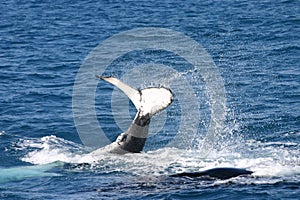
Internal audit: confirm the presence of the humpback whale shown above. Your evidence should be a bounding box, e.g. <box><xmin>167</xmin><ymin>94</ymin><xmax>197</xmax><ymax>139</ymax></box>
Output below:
<box><xmin>91</xmin><ymin>76</ymin><xmax>253</xmax><ymax>179</ymax></box>
<box><xmin>90</xmin><ymin>76</ymin><xmax>173</xmax><ymax>155</ymax></box>
<box><xmin>170</xmin><ymin>167</ymin><xmax>253</xmax><ymax>180</ymax></box>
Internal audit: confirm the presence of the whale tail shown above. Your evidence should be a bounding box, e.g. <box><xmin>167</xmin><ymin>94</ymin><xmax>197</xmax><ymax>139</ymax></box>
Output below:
<box><xmin>97</xmin><ymin>76</ymin><xmax>173</xmax><ymax>117</ymax></box>
<box><xmin>92</xmin><ymin>76</ymin><xmax>173</xmax><ymax>154</ymax></box>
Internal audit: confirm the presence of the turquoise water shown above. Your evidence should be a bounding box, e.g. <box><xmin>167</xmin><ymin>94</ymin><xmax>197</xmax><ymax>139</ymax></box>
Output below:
<box><xmin>1</xmin><ymin>0</ymin><xmax>299</xmax><ymax>199</ymax></box>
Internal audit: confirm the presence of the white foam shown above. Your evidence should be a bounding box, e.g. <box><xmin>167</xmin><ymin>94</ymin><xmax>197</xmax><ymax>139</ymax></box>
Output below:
<box><xmin>20</xmin><ymin>135</ymin><xmax>96</xmax><ymax>165</ymax></box>
<box><xmin>18</xmin><ymin>134</ymin><xmax>300</xmax><ymax>184</ymax></box>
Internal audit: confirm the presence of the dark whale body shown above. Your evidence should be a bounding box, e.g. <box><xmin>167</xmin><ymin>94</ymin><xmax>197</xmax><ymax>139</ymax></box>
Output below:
<box><xmin>171</xmin><ymin>167</ymin><xmax>253</xmax><ymax>179</ymax></box>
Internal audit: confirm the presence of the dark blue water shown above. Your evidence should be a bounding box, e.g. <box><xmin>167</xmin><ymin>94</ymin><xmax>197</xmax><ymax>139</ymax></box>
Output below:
<box><xmin>1</xmin><ymin>0</ymin><xmax>299</xmax><ymax>199</ymax></box>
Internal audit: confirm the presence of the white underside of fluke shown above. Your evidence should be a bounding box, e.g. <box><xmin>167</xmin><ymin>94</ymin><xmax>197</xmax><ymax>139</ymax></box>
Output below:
<box><xmin>97</xmin><ymin>76</ymin><xmax>173</xmax><ymax>116</ymax></box>
<box><xmin>139</xmin><ymin>87</ymin><xmax>173</xmax><ymax>116</ymax></box>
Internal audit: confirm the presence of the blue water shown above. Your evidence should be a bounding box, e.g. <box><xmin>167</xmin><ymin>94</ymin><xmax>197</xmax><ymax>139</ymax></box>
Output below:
<box><xmin>1</xmin><ymin>0</ymin><xmax>299</xmax><ymax>199</ymax></box>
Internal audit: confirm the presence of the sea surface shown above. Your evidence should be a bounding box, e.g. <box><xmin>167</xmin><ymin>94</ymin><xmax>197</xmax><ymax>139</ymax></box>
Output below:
<box><xmin>0</xmin><ymin>0</ymin><xmax>299</xmax><ymax>199</ymax></box>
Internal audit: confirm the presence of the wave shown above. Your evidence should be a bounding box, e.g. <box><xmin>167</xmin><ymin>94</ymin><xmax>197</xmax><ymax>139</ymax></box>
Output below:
<box><xmin>12</xmin><ymin>134</ymin><xmax>300</xmax><ymax>181</ymax></box>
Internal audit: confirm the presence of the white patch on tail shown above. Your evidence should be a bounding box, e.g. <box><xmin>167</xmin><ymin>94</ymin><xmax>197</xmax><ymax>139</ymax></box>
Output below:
<box><xmin>140</xmin><ymin>87</ymin><xmax>173</xmax><ymax>116</ymax></box>
<box><xmin>97</xmin><ymin>76</ymin><xmax>173</xmax><ymax>117</ymax></box>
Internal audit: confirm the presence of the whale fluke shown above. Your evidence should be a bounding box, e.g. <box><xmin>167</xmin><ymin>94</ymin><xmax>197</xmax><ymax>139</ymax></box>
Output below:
<box><xmin>96</xmin><ymin>76</ymin><xmax>173</xmax><ymax>117</ymax></box>
<box><xmin>90</xmin><ymin>76</ymin><xmax>173</xmax><ymax>155</ymax></box>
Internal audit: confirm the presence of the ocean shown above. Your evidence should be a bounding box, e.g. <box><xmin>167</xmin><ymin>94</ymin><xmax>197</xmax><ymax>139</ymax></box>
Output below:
<box><xmin>0</xmin><ymin>0</ymin><xmax>299</xmax><ymax>199</ymax></box>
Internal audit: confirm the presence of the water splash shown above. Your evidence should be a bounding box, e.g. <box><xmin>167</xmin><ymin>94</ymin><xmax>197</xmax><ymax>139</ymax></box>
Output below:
<box><xmin>18</xmin><ymin>135</ymin><xmax>94</xmax><ymax>164</ymax></box>
<box><xmin>14</xmin><ymin>133</ymin><xmax>300</xmax><ymax>182</ymax></box>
